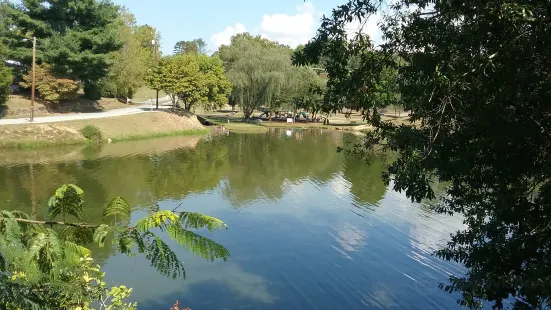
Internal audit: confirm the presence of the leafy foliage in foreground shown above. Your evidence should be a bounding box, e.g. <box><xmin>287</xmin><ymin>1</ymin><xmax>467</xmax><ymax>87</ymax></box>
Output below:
<box><xmin>301</xmin><ymin>0</ymin><xmax>551</xmax><ymax>309</ymax></box>
<box><xmin>0</xmin><ymin>184</ymin><xmax>230</xmax><ymax>309</ymax></box>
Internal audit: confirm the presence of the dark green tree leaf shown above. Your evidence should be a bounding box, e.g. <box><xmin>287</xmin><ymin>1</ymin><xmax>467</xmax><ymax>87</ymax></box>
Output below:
<box><xmin>103</xmin><ymin>197</ymin><xmax>131</xmax><ymax>221</ymax></box>
<box><xmin>47</xmin><ymin>184</ymin><xmax>84</xmax><ymax>221</ymax></box>
<box><xmin>167</xmin><ymin>224</ymin><xmax>230</xmax><ymax>262</ymax></box>
<box><xmin>93</xmin><ymin>224</ymin><xmax>112</xmax><ymax>248</ymax></box>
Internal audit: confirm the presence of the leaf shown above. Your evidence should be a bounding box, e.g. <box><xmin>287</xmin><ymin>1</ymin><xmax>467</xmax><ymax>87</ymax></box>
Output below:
<box><xmin>135</xmin><ymin>210</ymin><xmax>179</xmax><ymax>232</ymax></box>
<box><xmin>28</xmin><ymin>229</ymin><xmax>63</xmax><ymax>274</ymax></box>
<box><xmin>63</xmin><ymin>241</ymin><xmax>91</xmax><ymax>262</ymax></box>
<box><xmin>48</xmin><ymin>184</ymin><xmax>84</xmax><ymax>221</ymax></box>
<box><xmin>103</xmin><ymin>197</ymin><xmax>131</xmax><ymax>220</ymax></box>
<box><xmin>93</xmin><ymin>224</ymin><xmax>112</xmax><ymax>248</ymax></box>
<box><xmin>141</xmin><ymin>232</ymin><xmax>185</xmax><ymax>279</ymax></box>
<box><xmin>59</xmin><ymin>226</ymin><xmax>94</xmax><ymax>244</ymax></box>
<box><xmin>179</xmin><ymin>212</ymin><xmax>227</xmax><ymax>231</ymax></box>
<box><xmin>167</xmin><ymin>224</ymin><xmax>230</xmax><ymax>262</ymax></box>
<box><xmin>0</xmin><ymin>210</ymin><xmax>22</xmax><ymax>246</ymax></box>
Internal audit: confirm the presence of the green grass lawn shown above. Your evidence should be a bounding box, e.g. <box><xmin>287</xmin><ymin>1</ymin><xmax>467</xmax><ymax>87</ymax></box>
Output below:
<box><xmin>203</xmin><ymin>116</ymin><xmax>268</xmax><ymax>133</ymax></box>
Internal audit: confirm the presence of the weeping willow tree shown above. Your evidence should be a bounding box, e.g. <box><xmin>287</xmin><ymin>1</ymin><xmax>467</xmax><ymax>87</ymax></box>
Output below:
<box><xmin>0</xmin><ymin>184</ymin><xmax>230</xmax><ymax>309</ymax></box>
<box><xmin>218</xmin><ymin>33</ymin><xmax>294</xmax><ymax>119</ymax></box>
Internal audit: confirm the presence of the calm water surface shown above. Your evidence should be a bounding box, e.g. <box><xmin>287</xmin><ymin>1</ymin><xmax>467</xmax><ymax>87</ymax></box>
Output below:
<box><xmin>0</xmin><ymin>129</ymin><xmax>468</xmax><ymax>309</ymax></box>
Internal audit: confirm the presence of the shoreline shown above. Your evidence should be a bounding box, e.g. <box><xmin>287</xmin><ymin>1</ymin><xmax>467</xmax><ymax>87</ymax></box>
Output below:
<box><xmin>0</xmin><ymin>111</ymin><xmax>208</xmax><ymax>149</ymax></box>
<box><xmin>0</xmin><ymin>129</ymin><xmax>210</xmax><ymax>149</ymax></box>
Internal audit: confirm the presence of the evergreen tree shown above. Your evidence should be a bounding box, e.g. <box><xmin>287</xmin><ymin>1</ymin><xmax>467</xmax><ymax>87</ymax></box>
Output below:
<box><xmin>0</xmin><ymin>0</ymin><xmax>122</xmax><ymax>99</ymax></box>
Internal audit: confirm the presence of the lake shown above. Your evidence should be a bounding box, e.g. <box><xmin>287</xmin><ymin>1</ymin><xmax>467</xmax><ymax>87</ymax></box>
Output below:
<box><xmin>0</xmin><ymin>128</ymin><xmax>467</xmax><ymax>309</ymax></box>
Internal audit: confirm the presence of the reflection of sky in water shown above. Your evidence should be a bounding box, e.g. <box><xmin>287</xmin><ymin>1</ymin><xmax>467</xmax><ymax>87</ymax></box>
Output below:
<box><xmin>102</xmin><ymin>169</ymin><xmax>468</xmax><ymax>310</ymax></box>
<box><xmin>0</xmin><ymin>132</ymin><xmax>476</xmax><ymax>310</ymax></box>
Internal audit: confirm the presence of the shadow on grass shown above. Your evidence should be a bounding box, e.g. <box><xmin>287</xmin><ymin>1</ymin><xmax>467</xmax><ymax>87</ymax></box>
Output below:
<box><xmin>0</xmin><ymin>104</ymin><xmax>7</xmax><ymax>119</ymax></box>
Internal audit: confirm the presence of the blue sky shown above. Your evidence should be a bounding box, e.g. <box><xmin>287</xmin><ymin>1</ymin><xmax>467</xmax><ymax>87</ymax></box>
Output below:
<box><xmin>114</xmin><ymin>0</ymin><xmax>347</xmax><ymax>54</ymax></box>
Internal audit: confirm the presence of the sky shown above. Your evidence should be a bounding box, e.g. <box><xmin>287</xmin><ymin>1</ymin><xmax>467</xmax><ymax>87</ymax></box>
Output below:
<box><xmin>113</xmin><ymin>0</ymin><xmax>375</xmax><ymax>55</ymax></box>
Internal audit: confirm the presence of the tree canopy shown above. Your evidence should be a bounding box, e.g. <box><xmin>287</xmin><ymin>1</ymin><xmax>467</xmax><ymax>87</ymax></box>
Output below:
<box><xmin>146</xmin><ymin>53</ymin><xmax>231</xmax><ymax>111</ymax></box>
<box><xmin>0</xmin><ymin>33</ymin><xmax>11</xmax><ymax>107</ymax></box>
<box><xmin>102</xmin><ymin>9</ymin><xmax>157</xmax><ymax>99</ymax></box>
<box><xmin>302</xmin><ymin>0</ymin><xmax>551</xmax><ymax>308</ymax></box>
<box><xmin>218</xmin><ymin>33</ymin><xmax>324</xmax><ymax>119</ymax></box>
<box><xmin>0</xmin><ymin>0</ymin><xmax>122</xmax><ymax>99</ymax></box>
<box><xmin>174</xmin><ymin>38</ymin><xmax>207</xmax><ymax>55</ymax></box>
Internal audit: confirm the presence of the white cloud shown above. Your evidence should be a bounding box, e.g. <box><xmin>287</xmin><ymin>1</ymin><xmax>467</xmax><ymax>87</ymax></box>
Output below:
<box><xmin>210</xmin><ymin>1</ymin><xmax>386</xmax><ymax>49</ymax></box>
<box><xmin>210</xmin><ymin>22</ymin><xmax>247</xmax><ymax>48</ymax></box>
<box><xmin>210</xmin><ymin>2</ymin><xmax>318</xmax><ymax>49</ymax></box>
<box><xmin>258</xmin><ymin>2</ymin><xmax>316</xmax><ymax>47</ymax></box>
<box><xmin>344</xmin><ymin>12</ymin><xmax>383</xmax><ymax>47</ymax></box>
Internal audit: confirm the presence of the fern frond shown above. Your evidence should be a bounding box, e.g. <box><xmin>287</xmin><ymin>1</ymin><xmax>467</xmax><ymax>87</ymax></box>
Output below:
<box><xmin>59</xmin><ymin>226</ymin><xmax>94</xmax><ymax>244</ymax></box>
<box><xmin>48</xmin><ymin>184</ymin><xmax>84</xmax><ymax>221</ymax></box>
<box><xmin>167</xmin><ymin>224</ymin><xmax>230</xmax><ymax>262</ymax></box>
<box><xmin>93</xmin><ymin>224</ymin><xmax>112</xmax><ymax>248</ymax></box>
<box><xmin>142</xmin><ymin>232</ymin><xmax>185</xmax><ymax>279</ymax></box>
<box><xmin>28</xmin><ymin>229</ymin><xmax>63</xmax><ymax>274</ymax></box>
<box><xmin>117</xmin><ymin>232</ymin><xmax>135</xmax><ymax>255</ymax></box>
<box><xmin>0</xmin><ymin>211</ymin><xmax>23</xmax><ymax>246</ymax></box>
<box><xmin>5</xmin><ymin>210</ymin><xmax>36</xmax><ymax>236</ymax></box>
<box><xmin>179</xmin><ymin>212</ymin><xmax>227</xmax><ymax>231</ymax></box>
<box><xmin>135</xmin><ymin>210</ymin><xmax>179</xmax><ymax>232</ymax></box>
<box><xmin>63</xmin><ymin>241</ymin><xmax>91</xmax><ymax>263</ymax></box>
<box><xmin>103</xmin><ymin>197</ymin><xmax>131</xmax><ymax>220</ymax></box>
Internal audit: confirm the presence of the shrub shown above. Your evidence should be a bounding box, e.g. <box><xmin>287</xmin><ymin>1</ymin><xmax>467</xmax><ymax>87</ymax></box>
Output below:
<box><xmin>83</xmin><ymin>82</ymin><xmax>103</xmax><ymax>100</ymax></box>
<box><xmin>101</xmin><ymin>80</ymin><xmax>118</xmax><ymax>98</ymax></box>
<box><xmin>20</xmin><ymin>64</ymin><xmax>79</xmax><ymax>103</ymax></box>
<box><xmin>81</xmin><ymin>125</ymin><xmax>103</xmax><ymax>143</ymax></box>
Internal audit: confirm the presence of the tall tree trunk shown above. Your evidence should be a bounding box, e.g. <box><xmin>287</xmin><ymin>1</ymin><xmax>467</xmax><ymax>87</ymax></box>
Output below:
<box><xmin>244</xmin><ymin>108</ymin><xmax>253</xmax><ymax>120</ymax></box>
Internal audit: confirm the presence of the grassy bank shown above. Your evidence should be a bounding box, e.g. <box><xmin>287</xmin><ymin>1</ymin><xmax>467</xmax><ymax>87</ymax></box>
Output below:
<box><xmin>203</xmin><ymin>116</ymin><xmax>268</xmax><ymax>134</ymax></box>
<box><xmin>0</xmin><ymin>110</ymin><xmax>207</xmax><ymax>148</ymax></box>
<box><xmin>110</xmin><ymin>129</ymin><xmax>209</xmax><ymax>142</ymax></box>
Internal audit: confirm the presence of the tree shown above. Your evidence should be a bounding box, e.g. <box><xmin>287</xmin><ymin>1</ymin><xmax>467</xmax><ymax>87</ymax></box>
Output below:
<box><xmin>147</xmin><ymin>53</ymin><xmax>231</xmax><ymax>111</ymax></box>
<box><xmin>288</xmin><ymin>66</ymin><xmax>327</xmax><ymax>119</ymax></box>
<box><xmin>173</xmin><ymin>38</ymin><xmax>207</xmax><ymax>55</ymax></box>
<box><xmin>103</xmin><ymin>8</ymin><xmax>156</xmax><ymax>99</ymax></box>
<box><xmin>0</xmin><ymin>15</ymin><xmax>12</xmax><ymax>107</ymax></box>
<box><xmin>218</xmin><ymin>33</ymin><xmax>293</xmax><ymax>119</ymax></box>
<box><xmin>0</xmin><ymin>0</ymin><xmax>123</xmax><ymax>99</ymax></box>
<box><xmin>0</xmin><ymin>184</ymin><xmax>229</xmax><ymax>309</ymax></box>
<box><xmin>303</xmin><ymin>0</ymin><xmax>551</xmax><ymax>309</ymax></box>
<box><xmin>197</xmin><ymin>54</ymin><xmax>232</xmax><ymax>111</ymax></box>
<box><xmin>0</xmin><ymin>63</ymin><xmax>10</xmax><ymax>106</ymax></box>
<box><xmin>20</xmin><ymin>64</ymin><xmax>79</xmax><ymax>103</ymax></box>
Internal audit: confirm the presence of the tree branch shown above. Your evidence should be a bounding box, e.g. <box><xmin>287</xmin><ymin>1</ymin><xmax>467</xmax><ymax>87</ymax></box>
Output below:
<box><xmin>13</xmin><ymin>218</ymin><xmax>100</xmax><ymax>229</ymax></box>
